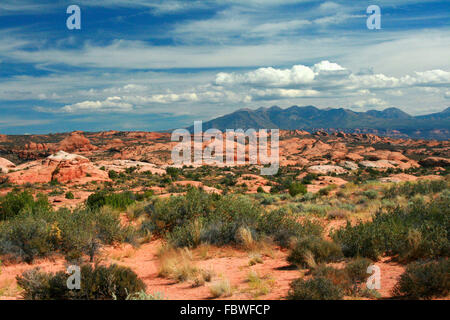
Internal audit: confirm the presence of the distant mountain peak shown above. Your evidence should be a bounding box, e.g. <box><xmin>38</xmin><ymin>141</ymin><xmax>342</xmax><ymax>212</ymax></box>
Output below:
<box><xmin>191</xmin><ymin>106</ymin><xmax>449</xmax><ymax>140</ymax></box>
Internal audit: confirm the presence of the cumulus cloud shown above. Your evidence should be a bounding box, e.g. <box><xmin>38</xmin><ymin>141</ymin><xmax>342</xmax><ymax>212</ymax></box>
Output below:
<box><xmin>61</xmin><ymin>97</ymin><xmax>133</xmax><ymax>113</ymax></box>
<box><xmin>216</xmin><ymin>64</ymin><xmax>317</xmax><ymax>87</ymax></box>
<box><xmin>313</xmin><ymin>60</ymin><xmax>346</xmax><ymax>73</ymax></box>
<box><xmin>32</xmin><ymin>60</ymin><xmax>449</xmax><ymax>115</ymax></box>
<box><xmin>250</xmin><ymin>88</ymin><xmax>319</xmax><ymax>100</ymax></box>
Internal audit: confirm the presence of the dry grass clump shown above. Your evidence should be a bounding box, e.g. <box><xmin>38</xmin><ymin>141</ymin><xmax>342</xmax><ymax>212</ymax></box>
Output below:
<box><xmin>246</xmin><ymin>270</ymin><xmax>275</xmax><ymax>298</ymax></box>
<box><xmin>158</xmin><ymin>247</ymin><xmax>199</xmax><ymax>282</ymax></box>
<box><xmin>248</xmin><ymin>252</ymin><xmax>263</xmax><ymax>266</ymax></box>
<box><xmin>209</xmin><ymin>278</ymin><xmax>233</xmax><ymax>298</ymax></box>
<box><xmin>126</xmin><ymin>201</ymin><xmax>148</xmax><ymax>221</ymax></box>
<box><xmin>110</xmin><ymin>246</ymin><xmax>136</xmax><ymax>261</ymax></box>
<box><xmin>237</xmin><ymin>227</ymin><xmax>255</xmax><ymax>250</ymax></box>
<box><xmin>192</xmin><ymin>269</ymin><xmax>215</xmax><ymax>287</ymax></box>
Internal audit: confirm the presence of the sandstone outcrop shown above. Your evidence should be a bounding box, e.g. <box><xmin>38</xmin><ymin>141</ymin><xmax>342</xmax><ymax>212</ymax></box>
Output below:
<box><xmin>0</xmin><ymin>157</ymin><xmax>15</xmax><ymax>173</ymax></box>
<box><xmin>7</xmin><ymin>151</ymin><xmax>108</xmax><ymax>184</ymax></box>
<box><xmin>307</xmin><ymin>165</ymin><xmax>347</xmax><ymax>175</ymax></box>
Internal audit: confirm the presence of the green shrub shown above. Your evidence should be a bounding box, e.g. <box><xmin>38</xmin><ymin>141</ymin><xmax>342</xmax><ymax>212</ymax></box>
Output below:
<box><xmin>393</xmin><ymin>259</ymin><xmax>450</xmax><ymax>299</ymax></box>
<box><xmin>287</xmin><ymin>277</ymin><xmax>343</xmax><ymax>300</ymax></box>
<box><xmin>302</xmin><ymin>173</ymin><xmax>317</xmax><ymax>185</ymax></box>
<box><xmin>108</xmin><ymin>170</ymin><xmax>119</xmax><ymax>180</ymax></box>
<box><xmin>333</xmin><ymin>193</ymin><xmax>450</xmax><ymax>261</ymax></box>
<box><xmin>86</xmin><ymin>191</ymin><xmax>135</xmax><ymax>211</ymax></box>
<box><xmin>363</xmin><ymin>189</ymin><xmax>378</xmax><ymax>200</ymax></box>
<box><xmin>0</xmin><ymin>214</ymin><xmax>56</xmax><ymax>263</ymax></box>
<box><xmin>345</xmin><ymin>257</ymin><xmax>372</xmax><ymax>284</ymax></box>
<box><xmin>310</xmin><ymin>259</ymin><xmax>374</xmax><ymax>297</ymax></box>
<box><xmin>143</xmin><ymin>188</ymin><xmax>322</xmax><ymax>249</ymax></box>
<box><xmin>384</xmin><ymin>180</ymin><xmax>448</xmax><ymax>199</ymax></box>
<box><xmin>257</xmin><ymin>208</ymin><xmax>323</xmax><ymax>248</ymax></box>
<box><xmin>311</xmin><ymin>265</ymin><xmax>351</xmax><ymax>292</ymax></box>
<box><xmin>142</xmin><ymin>187</ymin><xmax>215</xmax><ymax>236</ymax></box>
<box><xmin>166</xmin><ymin>167</ymin><xmax>181</xmax><ymax>179</ymax></box>
<box><xmin>318</xmin><ymin>184</ymin><xmax>337</xmax><ymax>196</ymax></box>
<box><xmin>65</xmin><ymin>192</ymin><xmax>75</xmax><ymax>200</ymax></box>
<box><xmin>0</xmin><ymin>204</ymin><xmax>134</xmax><ymax>263</ymax></box>
<box><xmin>17</xmin><ymin>264</ymin><xmax>146</xmax><ymax>300</ymax></box>
<box><xmin>289</xmin><ymin>183</ymin><xmax>307</xmax><ymax>197</ymax></box>
<box><xmin>287</xmin><ymin>237</ymin><xmax>343</xmax><ymax>268</ymax></box>
<box><xmin>0</xmin><ymin>191</ymin><xmax>50</xmax><ymax>221</ymax></box>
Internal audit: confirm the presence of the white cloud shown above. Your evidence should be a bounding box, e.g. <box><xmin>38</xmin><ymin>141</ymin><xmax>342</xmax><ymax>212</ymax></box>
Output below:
<box><xmin>250</xmin><ymin>88</ymin><xmax>319</xmax><ymax>100</ymax></box>
<box><xmin>28</xmin><ymin>60</ymin><xmax>449</xmax><ymax>116</ymax></box>
<box><xmin>216</xmin><ymin>64</ymin><xmax>315</xmax><ymax>87</ymax></box>
<box><xmin>313</xmin><ymin>60</ymin><xmax>345</xmax><ymax>72</ymax></box>
<box><xmin>61</xmin><ymin>97</ymin><xmax>133</xmax><ymax>113</ymax></box>
<box><xmin>352</xmin><ymin>98</ymin><xmax>390</xmax><ymax>110</ymax></box>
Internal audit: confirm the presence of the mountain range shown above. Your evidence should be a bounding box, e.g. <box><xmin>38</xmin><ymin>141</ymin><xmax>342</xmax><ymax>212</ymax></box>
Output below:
<box><xmin>189</xmin><ymin>106</ymin><xmax>450</xmax><ymax>140</ymax></box>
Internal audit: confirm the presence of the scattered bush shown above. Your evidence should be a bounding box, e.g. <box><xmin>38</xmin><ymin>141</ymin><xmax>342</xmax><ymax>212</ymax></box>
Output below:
<box><xmin>287</xmin><ymin>277</ymin><xmax>343</xmax><ymax>300</ymax></box>
<box><xmin>257</xmin><ymin>208</ymin><xmax>323</xmax><ymax>248</ymax></box>
<box><xmin>289</xmin><ymin>183</ymin><xmax>307</xmax><ymax>197</ymax></box>
<box><xmin>393</xmin><ymin>259</ymin><xmax>449</xmax><ymax>299</ymax></box>
<box><xmin>108</xmin><ymin>170</ymin><xmax>119</xmax><ymax>180</ymax></box>
<box><xmin>345</xmin><ymin>257</ymin><xmax>372</xmax><ymax>284</ymax></box>
<box><xmin>65</xmin><ymin>192</ymin><xmax>75</xmax><ymax>200</ymax></box>
<box><xmin>384</xmin><ymin>180</ymin><xmax>448</xmax><ymax>199</ymax></box>
<box><xmin>125</xmin><ymin>291</ymin><xmax>166</xmax><ymax>300</ymax></box>
<box><xmin>86</xmin><ymin>191</ymin><xmax>135</xmax><ymax>211</ymax></box>
<box><xmin>17</xmin><ymin>264</ymin><xmax>145</xmax><ymax>300</ymax></box>
<box><xmin>318</xmin><ymin>184</ymin><xmax>337</xmax><ymax>196</ymax></box>
<box><xmin>166</xmin><ymin>167</ymin><xmax>181</xmax><ymax>179</ymax></box>
<box><xmin>310</xmin><ymin>258</ymin><xmax>374</xmax><ymax>297</ymax></box>
<box><xmin>363</xmin><ymin>189</ymin><xmax>378</xmax><ymax>200</ymax></box>
<box><xmin>0</xmin><ymin>204</ymin><xmax>134</xmax><ymax>263</ymax></box>
<box><xmin>0</xmin><ymin>191</ymin><xmax>50</xmax><ymax>221</ymax></box>
<box><xmin>333</xmin><ymin>193</ymin><xmax>450</xmax><ymax>261</ymax></box>
<box><xmin>144</xmin><ymin>188</ymin><xmax>322</xmax><ymax>249</ymax></box>
<box><xmin>287</xmin><ymin>237</ymin><xmax>343</xmax><ymax>268</ymax></box>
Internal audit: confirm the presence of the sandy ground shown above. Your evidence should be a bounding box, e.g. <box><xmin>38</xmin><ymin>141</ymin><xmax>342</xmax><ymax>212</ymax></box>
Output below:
<box><xmin>0</xmin><ymin>240</ymin><xmax>406</xmax><ymax>300</ymax></box>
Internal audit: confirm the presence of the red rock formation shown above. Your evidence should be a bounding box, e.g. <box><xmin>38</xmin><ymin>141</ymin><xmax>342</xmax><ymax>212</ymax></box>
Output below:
<box><xmin>7</xmin><ymin>151</ymin><xmax>108</xmax><ymax>185</ymax></box>
<box><xmin>57</xmin><ymin>132</ymin><xmax>97</xmax><ymax>152</ymax></box>
<box><xmin>0</xmin><ymin>157</ymin><xmax>15</xmax><ymax>173</ymax></box>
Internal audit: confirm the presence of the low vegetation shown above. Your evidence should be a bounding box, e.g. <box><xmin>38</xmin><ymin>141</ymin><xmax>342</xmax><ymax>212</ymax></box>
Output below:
<box><xmin>332</xmin><ymin>190</ymin><xmax>449</xmax><ymax>261</ymax></box>
<box><xmin>0</xmin><ymin>192</ymin><xmax>135</xmax><ymax>263</ymax></box>
<box><xmin>393</xmin><ymin>259</ymin><xmax>449</xmax><ymax>299</ymax></box>
<box><xmin>141</xmin><ymin>188</ymin><xmax>323</xmax><ymax>249</ymax></box>
<box><xmin>287</xmin><ymin>277</ymin><xmax>343</xmax><ymax>300</ymax></box>
<box><xmin>17</xmin><ymin>264</ymin><xmax>145</xmax><ymax>300</ymax></box>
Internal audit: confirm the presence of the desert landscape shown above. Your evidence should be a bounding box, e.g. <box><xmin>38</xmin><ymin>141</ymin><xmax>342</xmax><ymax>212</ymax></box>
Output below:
<box><xmin>0</xmin><ymin>0</ymin><xmax>449</xmax><ymax>305</ymax></box>
<box><xmin>0</xmin><ymin>129</ymin><xmax>448</xmax><ymax>300</ymax></box>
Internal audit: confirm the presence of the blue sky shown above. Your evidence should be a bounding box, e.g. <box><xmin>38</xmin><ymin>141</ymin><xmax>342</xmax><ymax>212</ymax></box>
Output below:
<box><xmin>0</xmin><ymin>0</ymin><xmax>449</xmax><ymax>134</ymax></box>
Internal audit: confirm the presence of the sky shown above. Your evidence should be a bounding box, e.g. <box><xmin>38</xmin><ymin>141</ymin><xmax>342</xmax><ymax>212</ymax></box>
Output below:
<box><xmin>0</xmin><ymin>0</ymin><xmax>449</xmax><ymax>134</ymax></box>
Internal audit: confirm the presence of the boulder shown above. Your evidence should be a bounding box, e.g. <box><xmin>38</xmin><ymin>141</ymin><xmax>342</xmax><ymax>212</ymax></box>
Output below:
<box><xmin>307</xmin><ymin>165</ymin><xmax>347</xmax><ymax>175</ymax></box>
<box><xmin>359</xmin><ymin>160</ymin><xmax>397</xmax><ymax>169</ymax></box>
<box><xmin>0</xmin><ymin>157</ymin><xmax>16</xmax><ymax>173</ymax></box>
